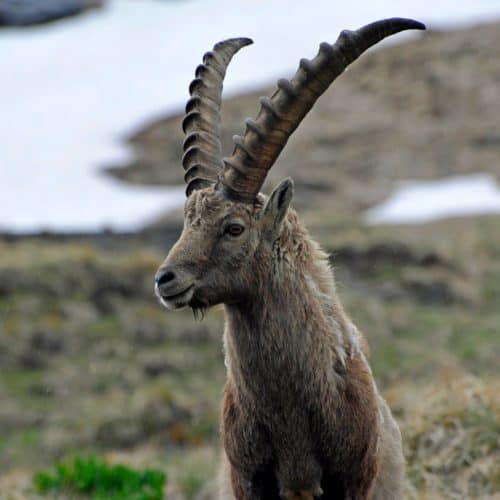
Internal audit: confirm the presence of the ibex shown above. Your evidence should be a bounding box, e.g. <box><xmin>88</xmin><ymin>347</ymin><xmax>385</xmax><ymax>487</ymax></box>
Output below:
<box><xmin>155</xmin><ymin>18</ymin><xmax>425</xmax><ymax>499</ymax></box>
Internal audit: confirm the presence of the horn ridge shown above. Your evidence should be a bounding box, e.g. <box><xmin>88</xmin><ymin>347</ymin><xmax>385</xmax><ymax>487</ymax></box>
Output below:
<box><xmin>182</xmin><ymin>37</ymin><xmax>253</xmax><ymax>197</ymax></box>
<box><xmin>218</xmin><ymin>17</ymin><xmax>425</xmax><ymax>203</ymax></box>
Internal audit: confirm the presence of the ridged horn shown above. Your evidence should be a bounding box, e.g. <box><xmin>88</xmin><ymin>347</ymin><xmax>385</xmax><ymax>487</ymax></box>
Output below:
<box><xmin>218</xmin><ymin>18</ymin><xmax>425</xmax><ymax>203</ymax></box>
<box><xmin>182</xmin><ymin>37</ymin><xmax>253</xmax><ymax>197</ymax></box>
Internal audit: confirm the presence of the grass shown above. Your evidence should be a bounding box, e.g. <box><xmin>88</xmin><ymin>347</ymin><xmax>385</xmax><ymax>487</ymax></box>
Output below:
<box><xmin>34</xmin><ymin>455</ymin><xmax>166</xmax><ymax>500</ymax></box>
<box><xmin>395</xmin><ymin>373</ymin><xmax>500</xmax><ymax>499</ymax></box>
<box><xmin>179</xmin><ymin>472</ymin><xmax>205</xmax><ymax>499</ymax></box>
<box><xmin>163</xmin><ymin>445</ymin><xmax>219</xmax><ymax>499</ymax></box>
<box><xmin>0</xmin><ymin>215</ymin><xmax>499</xmax><ymax>498</ymax></box>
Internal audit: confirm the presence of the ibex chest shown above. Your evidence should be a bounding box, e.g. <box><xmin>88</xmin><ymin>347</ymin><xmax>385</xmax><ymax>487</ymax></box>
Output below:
<box><xmin>225</xmin><ymin>326</ymin><xmax>327</xmax><ymax>404</ymax></box>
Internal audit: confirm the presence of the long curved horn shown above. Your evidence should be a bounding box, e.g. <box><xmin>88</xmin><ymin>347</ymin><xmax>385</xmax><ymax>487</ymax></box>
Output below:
<box><xmin>182</xmin><ymin>37</ymin><xmax>253</xmax><ymax>197</ymax></box>
<box><xmin>218</xmin><ymin>18</ymin><xmax>425</xmax><ymax>203</ymax></box>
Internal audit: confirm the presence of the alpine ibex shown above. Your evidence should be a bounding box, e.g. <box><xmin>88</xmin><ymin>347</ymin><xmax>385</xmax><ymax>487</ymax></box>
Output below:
<box><xmin>155</xmin><ymin>18</ymin><xmax>425</xmax><ymax>499</ymax></box>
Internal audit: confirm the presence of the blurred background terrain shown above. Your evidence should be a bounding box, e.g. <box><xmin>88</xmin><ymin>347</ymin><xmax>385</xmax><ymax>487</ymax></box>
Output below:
<box><xmin>0</xmin><ymin>1</ymin><xmax>499</xmax><ymax>498</ymax></box>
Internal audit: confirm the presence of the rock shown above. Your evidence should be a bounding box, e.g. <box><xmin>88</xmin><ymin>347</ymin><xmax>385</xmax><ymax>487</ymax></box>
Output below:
<box><xmin>0</xmin><ymin>0</ymin><xmax>103</xmax><ymax>27</ymax></box>
<box><xmin>17</xmin><ymin>349</ymin><xmax>46</xmax><ymax>370</ymax></box>
<box><xmin>330</xmin><ymin>242</ymin><xmax>472</xmax><ymax>306</ymax></box>
<box><xmin>403</xmin><ymin>278</ymin><xmax>456</xmax><ymax>306</ymax></box>
<box><xmin>332</xmin><ymin>242</ymin><xmax>449</xmax><ymax>274</ymax></box>
<box><xmin>30</xmin><ymin>330</ymin><xmax>64</xmax><ymax>354</ymax></box>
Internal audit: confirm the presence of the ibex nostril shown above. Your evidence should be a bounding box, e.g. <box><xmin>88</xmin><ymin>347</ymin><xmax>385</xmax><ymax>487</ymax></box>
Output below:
<box><xmin>155</xmin><ymin>269</ymin><xmax>175</xmax><ymax>286</ymax></box>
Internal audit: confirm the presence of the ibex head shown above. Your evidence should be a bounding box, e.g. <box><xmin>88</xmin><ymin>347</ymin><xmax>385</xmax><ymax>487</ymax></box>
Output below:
<box><xmin>155</xmin><ymin>19</ymin><xmax>425</xmax><ymax>312</ymax></box>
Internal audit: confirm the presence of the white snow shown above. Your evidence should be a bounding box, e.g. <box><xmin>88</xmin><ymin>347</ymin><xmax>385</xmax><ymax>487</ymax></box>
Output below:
<box><xmin>1</xmin><ymin>0</ymin><xmax>500</xmax><ymax>232</ymax></box>
<box><xmin>365</xmin><ymin>174</ymin><xmax>500</xmax><ymax>225</ymax></box>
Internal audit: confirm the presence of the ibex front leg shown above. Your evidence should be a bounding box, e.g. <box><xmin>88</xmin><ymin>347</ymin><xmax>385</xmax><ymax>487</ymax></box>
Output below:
<box><xmin>222</xmin><ymin>385</ymin><xmax>274</xmax><ymax>499</ymax></box>
<box><xmin>229</xmin><ymin>467</ymin><xmax>262</xmax><ymax>500</ymax></box>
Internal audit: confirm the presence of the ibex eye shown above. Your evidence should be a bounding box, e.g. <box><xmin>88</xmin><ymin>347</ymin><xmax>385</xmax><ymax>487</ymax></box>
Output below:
<box><xmin>225</xmin><ymin>224</ymin><xmax>244</xmax><ymax>237</ymax></box>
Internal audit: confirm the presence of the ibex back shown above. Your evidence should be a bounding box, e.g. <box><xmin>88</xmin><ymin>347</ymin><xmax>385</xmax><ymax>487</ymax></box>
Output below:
<box><xmin>155</xmin><ymin>18</ymin><xmax>425</xmax><ymax>499</ymax></box>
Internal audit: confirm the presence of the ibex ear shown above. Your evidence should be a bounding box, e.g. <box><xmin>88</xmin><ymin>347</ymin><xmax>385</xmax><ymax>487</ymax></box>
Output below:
<box><xmin>261</xmin><ymin>178</ymin><xmax>294</xmax><ymax>238</ymax></box>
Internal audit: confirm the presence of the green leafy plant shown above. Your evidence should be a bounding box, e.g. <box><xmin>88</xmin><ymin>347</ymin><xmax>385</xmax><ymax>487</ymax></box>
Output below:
<box><xmin>34</xmin><ymin>455</ymin><xmax>166</xmax><ymax>499</ymax></box>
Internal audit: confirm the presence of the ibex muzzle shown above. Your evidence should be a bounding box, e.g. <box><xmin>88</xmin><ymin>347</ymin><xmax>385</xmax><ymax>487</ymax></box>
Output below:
<box><xmin>155</xmin><ymin>265</ymin><xmax>194</xmax><ymax>310</ymax></box>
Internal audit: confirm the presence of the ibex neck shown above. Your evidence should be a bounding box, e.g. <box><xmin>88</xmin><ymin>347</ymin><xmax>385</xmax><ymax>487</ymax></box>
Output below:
<box><xmin>223</xmin><ymin>248</ymin><xmax>355</xmax><ymax>408</ymax></box>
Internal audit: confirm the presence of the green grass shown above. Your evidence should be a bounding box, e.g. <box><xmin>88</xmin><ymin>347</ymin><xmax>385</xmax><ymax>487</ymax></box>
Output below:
<box><xmin>34</xmin><ymin>456</ymin><xmax>166</xmax><ymax>500</ymax></box>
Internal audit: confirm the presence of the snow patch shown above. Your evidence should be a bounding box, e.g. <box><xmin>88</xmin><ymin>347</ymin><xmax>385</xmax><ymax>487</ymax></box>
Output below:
<box><xmin>365</xmin><ymin>174</ymin><xmax>500</xmax><ymax>225</ymax></box>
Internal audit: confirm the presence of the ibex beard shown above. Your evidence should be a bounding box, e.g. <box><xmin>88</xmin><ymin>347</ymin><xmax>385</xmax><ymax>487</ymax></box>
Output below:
<box><xmin>155</xmin><ymin>18</ymin><xmax>425</xmax><ymax>500</ymax></box>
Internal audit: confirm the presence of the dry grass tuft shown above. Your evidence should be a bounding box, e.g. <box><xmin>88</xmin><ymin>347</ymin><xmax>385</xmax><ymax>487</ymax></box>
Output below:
<box><xmin>385</xmin><ymin>371</ymin><xmax>500</xmax><ymax>499</ymax></box>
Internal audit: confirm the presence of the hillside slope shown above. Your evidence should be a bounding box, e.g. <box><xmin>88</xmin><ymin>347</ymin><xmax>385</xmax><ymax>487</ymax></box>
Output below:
<box><xmin>107</xmin><ymin>21</ymin><xmax>500</xmax><ymax>220</ymax></box>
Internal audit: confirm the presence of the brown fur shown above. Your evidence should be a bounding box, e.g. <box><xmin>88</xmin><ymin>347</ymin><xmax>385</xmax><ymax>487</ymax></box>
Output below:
<box><xmin>156</xmin><ymin>186</ymin><xmax>405</xmax><ymax>499</ymax></box>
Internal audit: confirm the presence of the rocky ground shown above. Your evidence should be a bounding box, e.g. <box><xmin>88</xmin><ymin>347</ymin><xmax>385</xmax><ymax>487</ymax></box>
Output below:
<box><xmin>1</xmin><ymin>20</ymin><xmax>499</xmax><ymax>500</ymax></box>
